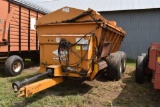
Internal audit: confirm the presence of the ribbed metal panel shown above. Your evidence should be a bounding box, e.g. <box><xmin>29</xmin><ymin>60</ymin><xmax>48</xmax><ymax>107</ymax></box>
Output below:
<box><xmin>30</xmin><ymin>0</ymin><xmax>160</xmax><ymax>12</ymax></box>
<box><xmin>28</xmin><ymin>0</ymin><xmax>160</xmax><ymax>59</ymax></box>
<box><xmin>100</xmin><ymin>9</ymin><xmax>160</xmax><ymax>59</ymax></box>
<box><xmin>11</xmin><ymin>0</ymin><xmax>51</xmax><ymax>14</ymax></box>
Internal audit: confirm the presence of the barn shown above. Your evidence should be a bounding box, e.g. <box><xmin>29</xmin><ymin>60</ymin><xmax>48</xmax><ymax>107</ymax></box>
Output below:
<box><xmin>31</xmin><ymin>0</ymin><xmax>160</xmax><ymax>59</ymax></box>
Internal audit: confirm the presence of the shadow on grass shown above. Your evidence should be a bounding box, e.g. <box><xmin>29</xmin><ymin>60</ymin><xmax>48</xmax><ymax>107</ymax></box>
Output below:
<box><xmin>13</xmin><ymin>77</ymin><xmax>93</xmax><ymax>107</ymax></box>
<box><xmin>24</xmin><ymin>61</ymin><xmax>39</xmax><ymax>69</ymax></box>
<box><xmin>0</xmin><ymin>63</ymin><xmax>8</xmax><ymax>77</ymax></box>
<box><xmin>95</xmin><ymin>71</ymin><xmax>109</xmax><ymax>82</ymax></box>
<box><xmin>112</xmin><ymin>68</ymin><xmax>160</xmax><ymax>107</ymax></box>
<box><xmin>9</xmin><ymin>71</ymin><xmax>39</xmax><ymax>83</ymax></box>
<box><xmin>13</xmin><ymin>61</ymin><xmax>160</xmax><ymax>107</ymax></box>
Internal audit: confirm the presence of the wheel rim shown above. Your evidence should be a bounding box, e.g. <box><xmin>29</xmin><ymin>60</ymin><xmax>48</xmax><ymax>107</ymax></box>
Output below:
<box><xmin>13</xmin><ymin>61</ymin><xmax>21</xmax><ymax>72</ymax></box>
<box><xmin>123</xmin><ymin>61</ymin><xmax>126</xmax><ymax>70</ymax></box>
<box><xmin>120</xmin><ymin>64</ymin><xmax>122</xmax><ymax>75</ymax></box>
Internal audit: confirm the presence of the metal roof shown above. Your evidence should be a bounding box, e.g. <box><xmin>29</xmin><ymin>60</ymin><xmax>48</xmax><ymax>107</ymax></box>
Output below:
<box><xmin>31</xmin><ymin>0</ymin><xmax>160</xmax><ymax>12</ymax></box>
<box><xmin>11</xmin><ymin>0</ymin><xmax>51</xmax><ymax>14</ymax></box>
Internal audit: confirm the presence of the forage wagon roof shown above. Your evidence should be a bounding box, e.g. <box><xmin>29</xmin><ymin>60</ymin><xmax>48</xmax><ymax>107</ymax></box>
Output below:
<box><xmin>10</xmin><ymin>0</ymin><xmax>51</xmax><ymax>14</ymax></box>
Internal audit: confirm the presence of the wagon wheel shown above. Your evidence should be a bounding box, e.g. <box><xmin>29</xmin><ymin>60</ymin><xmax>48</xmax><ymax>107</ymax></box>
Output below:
<box><xmin>106</xmin><ymin>53</ymin><xmax>122</xmax><ymax>81</ymax></box>
<box><xmin>141</xmin><ymin>53</ymin><xmax>148</xmax><ymax>70</ymax></box>
<box><xmin>116</xmin><ymin>51</ymin><xmax>127</xmax><ymax>73</ymax></box>
<box><xmin>135</xmin><ymin>55</ymin><xmax>145</xmax><ymax>83</ymax></box>
<box><xmin>5</xmin><ymin>55</ymin><xmax>24</xmax><ymax>76</ymax></box>
<box><xmin>141</xmin><ymin>53</ymin><xmax>152</xmax><ymax>82</ymax></box>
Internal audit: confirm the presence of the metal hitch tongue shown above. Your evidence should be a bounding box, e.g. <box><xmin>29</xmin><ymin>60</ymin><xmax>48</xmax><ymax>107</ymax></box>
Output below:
<box><xmin>12</xmin><ymin>69</ymin><xmax>53</xmax><ymax>92</ymax></box>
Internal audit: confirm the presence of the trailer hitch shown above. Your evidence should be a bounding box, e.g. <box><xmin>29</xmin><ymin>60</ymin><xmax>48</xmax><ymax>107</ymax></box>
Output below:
<box><xmin>12</xmin><ymin>69</ymin><xmax>53</xmax><ymax>92</ymax></box>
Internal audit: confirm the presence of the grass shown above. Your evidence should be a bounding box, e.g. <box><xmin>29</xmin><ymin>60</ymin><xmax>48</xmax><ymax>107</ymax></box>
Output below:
<box><xmin>126</xmin><ymin>58</ymin><xmax>136</xmax><ymax>66</ymax></box>
<box><xmin>0</xmin><ymin>62</ymin><xmax>160</xmax><ymax>107</ymax></box>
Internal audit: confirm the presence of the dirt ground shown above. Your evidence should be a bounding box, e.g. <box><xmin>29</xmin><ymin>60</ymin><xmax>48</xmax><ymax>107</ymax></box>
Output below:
<box><xmin>0</xmin><ymin>63</ymin><xmax>160</xmax><ymax>107</ymax></box>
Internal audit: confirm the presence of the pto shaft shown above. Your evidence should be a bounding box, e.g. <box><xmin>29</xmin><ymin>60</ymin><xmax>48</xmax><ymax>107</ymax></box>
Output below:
<box><xmin>12</xmin><ymin>69</ymin><xmax>53</xmax><ymax>92</ymax></box>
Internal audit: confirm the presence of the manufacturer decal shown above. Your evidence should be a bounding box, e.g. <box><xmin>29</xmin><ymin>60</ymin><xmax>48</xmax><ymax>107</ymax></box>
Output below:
<box><xmin>76</xmin><ymin>38</ymin><xmax>88</xmax><ymax>44</ymax></box>
<box><xmin>53</xmin><ymin>49</ymin><xmax>68</xmax><ymax>57</ymax></box>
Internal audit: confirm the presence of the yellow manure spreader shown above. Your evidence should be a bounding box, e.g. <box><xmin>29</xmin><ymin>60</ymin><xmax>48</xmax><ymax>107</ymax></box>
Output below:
<box><xmin>12</xmin><ymin>7</ymin><xmax>126</xmax><ymax>97</ymax></box>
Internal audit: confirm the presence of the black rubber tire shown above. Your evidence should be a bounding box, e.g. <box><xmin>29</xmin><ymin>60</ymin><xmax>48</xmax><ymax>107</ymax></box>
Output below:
<box><xmin>141</xmin><ymin>53</ymin><xmax>148</xmax><ymax>69</ymax></box>
<box><xmin>5</xmin><ymin>55</ymin><xmax>24</xmax><ymax>76</ymax></box>
<box><xmin>135</xmin><ymin>55</ymin><xmax>144</xmax><ymax>83</ymax></box>
<box><xmin>116</xmin><ymin>51</ymin><xmax>127</xmax><ymax>73</ymax></box>
<box><xmin>106</xmin><ymin>53</ymin><xmax>122</xmax><ymax>81</ymax></box>
<box><xmin>142</xmin><ymin>53</ymin><xmax>151</xmax><ymax>82</ymax></box>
